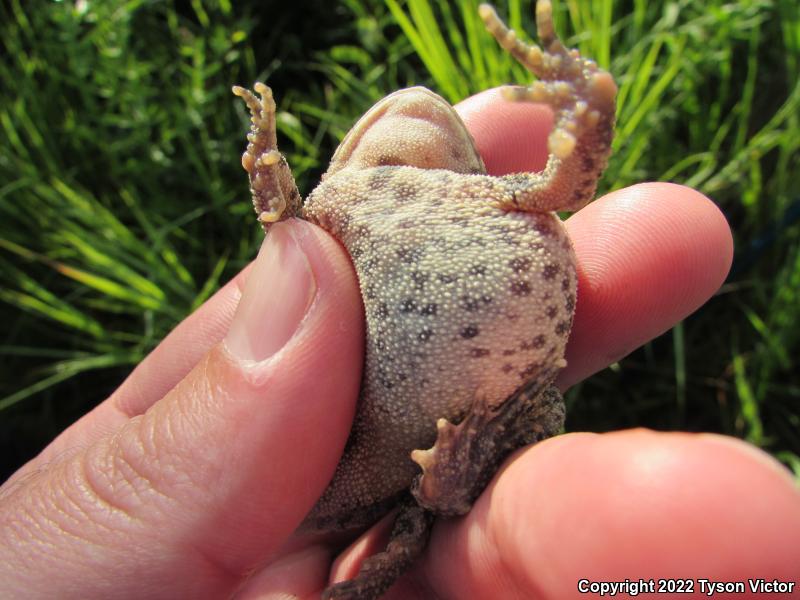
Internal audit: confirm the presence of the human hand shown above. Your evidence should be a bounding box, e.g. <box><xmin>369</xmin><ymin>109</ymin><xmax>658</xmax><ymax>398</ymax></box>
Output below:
<box><xmin>2</xmin><ymin>89</ymin><xmax>798</xmax><ymax>599</ymax></box>
<box><xmin>327</xmin><ymin>89</ymin><xmax>800</xmax><ymax>598</ymax></box>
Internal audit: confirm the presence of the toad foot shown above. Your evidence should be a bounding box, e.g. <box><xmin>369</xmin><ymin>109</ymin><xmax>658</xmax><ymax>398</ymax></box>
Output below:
<box><xmin>411</xmin><ymin>381</ymin><xmax>566</xmax><ymax>516</ymax></box>
<box><xmin>480</xmin><ymin>0</ymin><xmax>617</xmax><ymax>212</ymax></box>
<box><xmin>232</xmin><ymin>83</ymin><xmax>302</xmax><ymax>228</ymax></box>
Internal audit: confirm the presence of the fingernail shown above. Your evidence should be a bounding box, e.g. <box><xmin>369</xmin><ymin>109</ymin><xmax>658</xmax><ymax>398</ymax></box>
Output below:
<box><xmin>225</xmin><ymin>222</ymin><xmax>317</xmax><ymax>362</ymax></box>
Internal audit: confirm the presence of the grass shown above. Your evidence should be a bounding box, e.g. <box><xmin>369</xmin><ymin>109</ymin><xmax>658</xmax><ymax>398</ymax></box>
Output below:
<box><xmin>1</xmin><ymin>0</ymin><xmax>798</xmax><ymax>481</ymax></box>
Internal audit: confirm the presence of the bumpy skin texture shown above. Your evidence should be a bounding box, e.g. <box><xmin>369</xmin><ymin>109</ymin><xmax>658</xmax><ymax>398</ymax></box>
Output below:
<box><xmin>234</xmin><ymin>1</ymin><xmax>616</xmax><ymax>597</ymax></box>
<box><xmin>305</xmin><ymin>132</ymin><xmax>575</xmax><ymax>526</ymax></box>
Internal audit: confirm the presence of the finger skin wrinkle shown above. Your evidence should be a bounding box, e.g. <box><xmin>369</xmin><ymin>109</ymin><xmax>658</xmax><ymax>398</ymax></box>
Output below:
<box><xmin>161</xmin><ymin>351</ymin><xmax>252</xmax><ymax>501</ymax></box>
<box><xmin>81</xmin><ymin>357</ymin><xmax>222</xmax><ymax>526</ymax></box>
<box><xmin>75</xmin><ymin>439</ymin><xmax>147</xmax><ymax>520</ymax></box>
<box><xmin>170</xmin><ymin>352</ymin><xmax>229</xmax><ymax>481</ymax></box>
<box><xmin>0</xmin><ymin>462</ymin><xmax>123</xmax><ymax>594</ymax></box>
<box><xmin>0</xmin><ymin>472</ymin><xmax>76</xmax><ymax>577</ymax></box>
<box><xmin>80</xmin><ymin>424</ymin><xmax>168</xmax><ymax>522</ymax></box>
<box><xmin>187</xmin><ymin>535</ymin><xmax>254</xmax><ymax>594</ymax></box>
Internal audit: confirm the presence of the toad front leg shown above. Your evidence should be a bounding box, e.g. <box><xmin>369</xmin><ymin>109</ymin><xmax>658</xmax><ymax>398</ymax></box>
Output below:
<box><xmin>233</xmin><ymin>83</ymin><xmax>302</xmax><ymax>228</ymax></box>
<box><xmin>480</xmin><ymin>0</ymin><xmax>616</xmax><ymax>213</ymax></box>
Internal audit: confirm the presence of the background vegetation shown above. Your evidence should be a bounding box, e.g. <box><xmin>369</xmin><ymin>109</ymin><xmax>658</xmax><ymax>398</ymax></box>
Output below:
<box><xmin>1</xmin><ymin>0</ymin><xmax>798</xmax><ymax>481</ymax></box>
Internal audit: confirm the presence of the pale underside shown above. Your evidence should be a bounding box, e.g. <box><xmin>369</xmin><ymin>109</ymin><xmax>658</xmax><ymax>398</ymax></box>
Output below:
<box><xmin>302</xmin><ymin>155</ymin><xmax>576</xmax><ymax>530</ymax></box>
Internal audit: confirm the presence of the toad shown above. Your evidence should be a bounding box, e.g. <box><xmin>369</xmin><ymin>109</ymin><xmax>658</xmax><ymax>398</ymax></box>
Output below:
<box><xmin>233</xmin><ymin>1</ymin><xmax>616</xmax><ymax>597</ymax></box>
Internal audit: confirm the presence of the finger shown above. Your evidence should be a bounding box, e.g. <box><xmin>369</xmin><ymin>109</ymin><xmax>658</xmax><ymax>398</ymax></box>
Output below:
<box><xmin>562</xmin><ymin>182</ymin><xmax>733</xmax><ymax>386</ymax></box>
<box><xmin>421</xmin><ymin>430</ymin><xmax>800</xmax><ymax>598</ymax></box>
<box><xmin>457</xmin><ymin>87</ymin><xmax>552</xmax><ymax>175</ymax></box>
<box><xmin>458</xmin><ymin>91</ymin><xmax>733</xmax><ymax>386</ymax></box>
<box><xmin>19</xmin><ymin>265</ymin><xmax>253</xmax><ymax>476</ymax></box>
<box><xmin>0</xmin><ymin>220</ymin><xmax>363</xmax><ymax>597</ymax></box>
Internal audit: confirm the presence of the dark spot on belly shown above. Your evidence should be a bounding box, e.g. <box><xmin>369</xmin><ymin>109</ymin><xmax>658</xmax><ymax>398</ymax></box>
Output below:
<box><xmin>411</xmin><ymin>270</ymin><xmax>429</xmax><ymax>291</ymax></box>
<box><xmin>469</xmin><ymin>347</ymin><xmax>490</xmax><ymax>358</ymax></box>
<box><xmin>395</xmin><ymin>246</ymin><xmax>417</xmax><ymax>264</ymax></box>
<box><xmin>534</xmin><ymin>217</ymin><xmax>554</xmax><ymax>237</ymax></box>
<box><xmin>419</xmin><ymin>303</ymin><xmax>438</xmax><ymax>316</ymax></box>
<box><xmin>460</xmin><ymin>325</ymin><xmax>479</xmax><ymax>339</ymax></box>
<box><xmin>510</xmin><ymin>279</ymin><xmax>531</xmax><ymax>296</ymax></box>
<box><xmin>460</xmin><ymin>295</ymin><xmax>480</xmax><ymax>312</ymax></box>
<box><xmin>543</xmin><ymin>264</ymin><xmax>560</xmax><ymax>280</ymax></box>
<box><xmin>376</xmin><ymin>302</ymin><xmax>389</xmax><ymax>319</ymax></box>
<box><xmin>377</xmin><ymin>366</ymin><xmax>394</xmax><ymax>389</ymax></box>
<box><xmin>399</xmin><ymin>298</ymin><xmax>417</xmax><ymax>313</ymax></box>
<box><xmin>367</xmin><ymin>170</ymin><xmax>392</xmax><ymax>190</ymax></box>
<box><xmin>394</xmin><ymin>179</ymin><xmax>420</xmax><ymax>201</ymax></box>
<box><xmin>469</xmin><ymin>264</ymin><xmax>487</xmax><ymax>276</ymax></box>
<box><xmin>520</xmin><ymin>362</ymin><xmax>540</xmax><ymax>379</ymax></box>
<box><xmin>521</xmin><ymin>334</ymin><xmax>546</xmax><ymax>350</ymax></box>
<box><xmin>565</xmin><ymin>294</ymin><xmax>575</xmax><ymax>312</ymax></box>
<box><xmin>509</xmin><ymin>256</ymin><xmax>532</xmax><ymax>272</ymax></box>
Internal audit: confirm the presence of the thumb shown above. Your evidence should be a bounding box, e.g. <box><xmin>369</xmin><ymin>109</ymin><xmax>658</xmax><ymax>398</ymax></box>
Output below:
<box><xmin>0</xmin><ymin>220</ymin><xmax>364</xmax><ymax>598</ymax></box>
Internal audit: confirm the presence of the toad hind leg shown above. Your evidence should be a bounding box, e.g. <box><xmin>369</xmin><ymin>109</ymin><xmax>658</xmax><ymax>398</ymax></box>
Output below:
<box><xmin>411</xmin><ymin>382</ymin><xmax>565</xmax><ymax>516</ymax></box>
<box><xmin>322</xmin><ymin>497</ymin><xmax>434</xmax><ymax>600</ymax></box>
<box><xmin>322</xmin><ymin>384</ymin><xmax>564</xmax><ymax>600</ymax></box>
<box><xmin>233</xmin><ymin>83</ymin><xmax>302</xmax><ymax>229</ymax></box>
<box><xmin>480</xmin><ymin>1</ymin><xmax>617</xmax><ymax>213</ymax></box>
